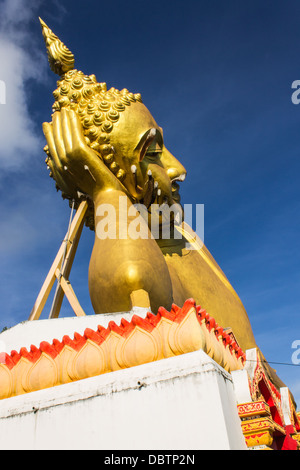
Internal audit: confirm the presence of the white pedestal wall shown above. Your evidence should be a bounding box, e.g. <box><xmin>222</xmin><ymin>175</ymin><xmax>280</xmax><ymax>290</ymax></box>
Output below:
<box><xmin>0</xmin><ymin>350</ymin><xmax>246</xmax><ymax>450</ymax></box>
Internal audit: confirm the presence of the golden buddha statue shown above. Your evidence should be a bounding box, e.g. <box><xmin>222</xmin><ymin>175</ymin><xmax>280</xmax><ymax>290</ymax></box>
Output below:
<box><xmin>40</xmin><ymin>19</ymin><xmax>286</xmax><ymax>392</ymax></box>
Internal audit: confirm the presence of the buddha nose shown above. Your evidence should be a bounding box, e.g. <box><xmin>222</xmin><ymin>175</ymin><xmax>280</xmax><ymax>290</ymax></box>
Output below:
<box><xmin>161</xmin><ymin>147</ymin><xmax>187</xmax><ymax>182</ymax></box>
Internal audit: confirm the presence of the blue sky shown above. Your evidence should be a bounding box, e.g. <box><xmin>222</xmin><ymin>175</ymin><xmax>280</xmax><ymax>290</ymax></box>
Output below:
<box><xmin>0</xmin><ymin>0</ymin><xmax>299</xmax><ymax>405</ymax></box>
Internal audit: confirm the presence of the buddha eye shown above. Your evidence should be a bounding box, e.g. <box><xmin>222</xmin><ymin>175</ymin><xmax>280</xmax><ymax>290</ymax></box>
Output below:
<box><xmin>146</xmin><ymin>150</ymin><xmax>159</xmax><ymax>157</ymax></box>
<box><xmin>144</xmin><ymin>150</ymin><xmax>161</xmax><ymax>162</ymax></box>
<box><xmin>138</xmin><ymin>128</ymin><xmax>163</xmax><ymax>161</ymax></box>
<box><xmin>144</xmin><ymin>140</ymin><xmax>163</xmax><ymax>161</ymax></box>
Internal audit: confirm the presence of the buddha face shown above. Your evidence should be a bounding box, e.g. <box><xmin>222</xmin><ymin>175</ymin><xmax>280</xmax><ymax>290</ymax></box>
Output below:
<box><xmin>50</xmin><ymin>68</ymin><xmax>186</xmax><ymax>209</ymax></box>
<box><xmin>108</xmin><ymin>101</ymin><xmax>187</xmax><ymax>206</ymax></box>
<box><xmin>41</xmin><ymin>20</ymin><xmax>187</xmax><ymax>212</ymax></box>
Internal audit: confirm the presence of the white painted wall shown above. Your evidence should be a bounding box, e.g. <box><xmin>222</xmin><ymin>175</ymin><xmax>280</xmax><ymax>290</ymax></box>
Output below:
<box><xmin>0</xmin><ymin>309</ymin><xmax>149</xmax><ymax>354</ymax></box>
<box><xmin>0</xmin><ymin>350</ymin><xmax>246</xmax><ymax>450</ymax></box>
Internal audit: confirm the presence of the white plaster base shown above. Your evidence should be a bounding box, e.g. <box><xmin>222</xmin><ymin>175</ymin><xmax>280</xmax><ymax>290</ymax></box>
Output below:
<box><xmin>0</xmin><ymin>310</ymin><xmax>146</xmax><ymax>354</ymax></box>
<box><xmin>0</xmin><ymin>350</ymin><xmax>246</xmax><ymax>450</ymax></box>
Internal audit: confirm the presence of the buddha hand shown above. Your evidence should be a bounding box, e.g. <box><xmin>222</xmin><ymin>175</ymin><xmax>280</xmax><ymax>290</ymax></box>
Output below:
<box><xmin>42</xmin><ymin>108</ymin><xmax>123</xmax><ymax>200</ymax></box>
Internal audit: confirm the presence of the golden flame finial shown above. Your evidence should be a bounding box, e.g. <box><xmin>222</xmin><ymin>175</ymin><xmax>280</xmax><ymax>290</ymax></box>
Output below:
<box><xmin>39</xmin><ymin>18</ymin><xmax>75</xmax><ymax>76</ymax></box>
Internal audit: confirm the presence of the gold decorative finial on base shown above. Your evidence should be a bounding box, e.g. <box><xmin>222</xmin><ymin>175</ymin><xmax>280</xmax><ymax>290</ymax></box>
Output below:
<box><xmin>39</xmin><ymin>17</ymin><xmax>75</xmax><ymax>76</ymax></box>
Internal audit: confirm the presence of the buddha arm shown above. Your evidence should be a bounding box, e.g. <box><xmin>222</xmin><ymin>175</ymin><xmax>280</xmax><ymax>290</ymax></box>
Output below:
<box><xmin>88</xmin><ymin>189</ymin><xmax>174</xmax><ymax>314</ymax></box>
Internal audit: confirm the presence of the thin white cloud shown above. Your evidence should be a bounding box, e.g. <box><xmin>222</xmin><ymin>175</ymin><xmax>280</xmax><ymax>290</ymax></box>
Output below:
<box><xmin>0</xmin><ymin>0</ymin><xmax>47</xmax><ymax>170</ymax></box>
<box><xmin>1</xmin><ymin>0</ymin><xmax>40</xmax><ymax>25</ymax></box>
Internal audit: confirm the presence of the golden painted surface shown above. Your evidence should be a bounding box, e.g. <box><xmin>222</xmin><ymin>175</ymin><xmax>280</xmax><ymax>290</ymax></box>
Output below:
<box><xmin>241</xmin><ymin>416</ymin><xmax>286</xmax><ymax>449</ymax></box>
<box><xmin>242</xmin><ymin>417</ymin><xmax>284</xmax><ymax>435</ymax></box>
<box><xmin>244</xmin><ymin>430</ymin><xmax>274</xmax><ymax>449</ymax></box>
<box><xmin>39</xmin><ymin>20</ymin><xmax>284</xmax><ymax>392</ymax></box>
<box><xmin>237</xmin><ymin>401</ymin><xmax>271</xmax><ymax>419</ymax></box>
<box><xmin>237</xmin><ymin>386</ymin><xmax>300</xmax><ymax>449</ymax></box>
<box><xmin>0</xmin><ymin>299</ymin><xmax>244</xmax><ymax>400</ymax></box>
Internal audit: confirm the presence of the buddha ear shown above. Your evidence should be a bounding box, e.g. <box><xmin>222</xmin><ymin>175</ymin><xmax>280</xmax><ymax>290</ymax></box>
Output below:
<box><xmin>39</xmin><ymin>18</ymin><xmax>75</xmax><ymax>76</ymax></box>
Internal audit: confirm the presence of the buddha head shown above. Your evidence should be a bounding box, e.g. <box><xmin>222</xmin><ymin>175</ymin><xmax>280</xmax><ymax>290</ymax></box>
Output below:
<box><xmin>40</xmin><ymin>19</ymin><xmax>186</xmax><ymax>218</ymax></box>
